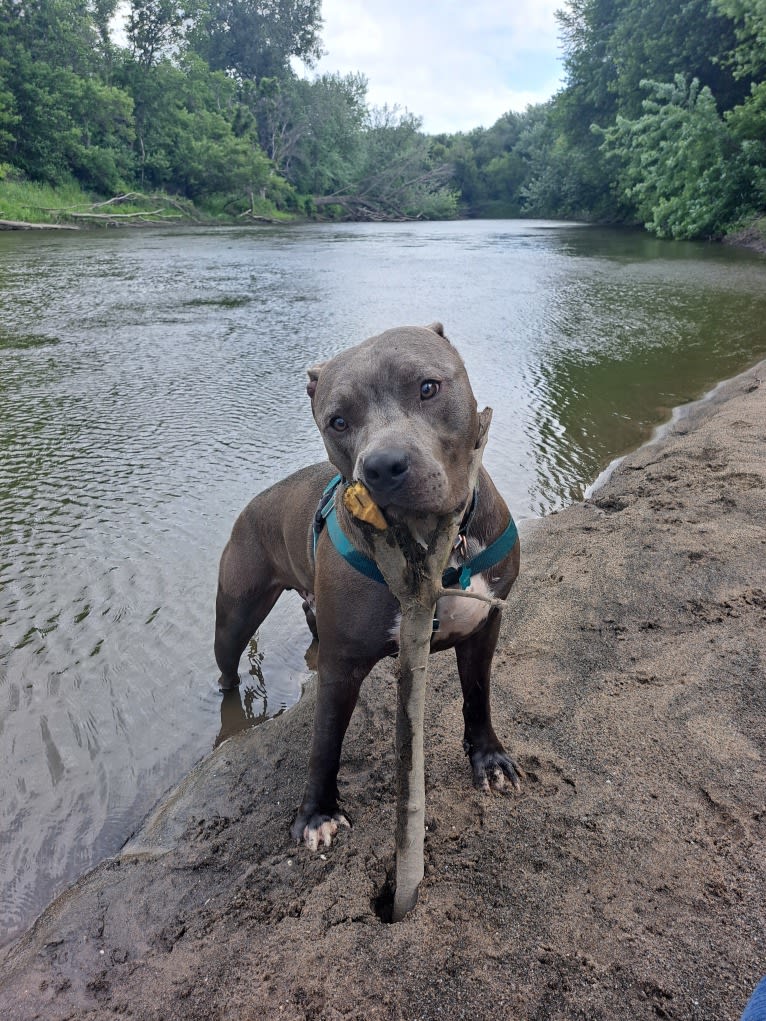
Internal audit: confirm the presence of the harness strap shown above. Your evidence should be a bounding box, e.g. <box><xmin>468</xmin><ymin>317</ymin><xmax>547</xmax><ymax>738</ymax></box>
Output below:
<box><xmin>326</xmin><ymin>496</ymin><xmax>386</xmax><ymax>584</ymax></box>
<box><xmin>313</xmin><ymin>474</ymin><xmax>518</xmax><ymax>592</ymax></box>
<box><xmin>441</xmin><ymin>516</ymin><xmax>519</xmax><ymax>590</ymax></box>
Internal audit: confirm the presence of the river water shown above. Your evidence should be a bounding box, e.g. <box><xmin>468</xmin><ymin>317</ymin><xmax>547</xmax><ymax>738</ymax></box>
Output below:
<box><xmin>1</xmin><ymin>220</ymin><xmax>765</xmax><ymax>943</ymax></box>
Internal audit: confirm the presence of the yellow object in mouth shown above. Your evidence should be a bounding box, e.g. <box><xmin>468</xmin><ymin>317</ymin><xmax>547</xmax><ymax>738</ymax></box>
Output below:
<box><xmin>343</xmin><ymin>482</ymin><xmax>388</xmax><ymax>530</ymax></box>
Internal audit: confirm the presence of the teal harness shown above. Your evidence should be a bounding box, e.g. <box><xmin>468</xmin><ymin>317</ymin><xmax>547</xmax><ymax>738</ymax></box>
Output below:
<box><xmin>313</xmin><ymin>474</ymin><xmax>518</xmax><ymax>592</ymax></box>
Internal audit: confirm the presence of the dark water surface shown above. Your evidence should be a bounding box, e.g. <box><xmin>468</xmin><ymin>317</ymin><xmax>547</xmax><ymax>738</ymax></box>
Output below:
<box><xmin>1</xmin><ymin>220</ymin><xmax>765</xmax><ymax>942</ymax></box>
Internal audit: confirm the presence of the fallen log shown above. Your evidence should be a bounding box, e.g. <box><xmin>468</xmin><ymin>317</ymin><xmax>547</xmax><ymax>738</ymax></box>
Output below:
<box><xmin>0</xmin><ymin>218</ymin><xmax>80</xmax><ymax>230</ymax></box>
<box><xmin>67</xmin><ymin>209</ymin><xmax>169</xmax><ymax>220</ymax></box>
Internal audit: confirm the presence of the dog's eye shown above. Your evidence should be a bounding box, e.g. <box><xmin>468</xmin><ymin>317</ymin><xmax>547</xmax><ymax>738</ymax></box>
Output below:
<box><xmin>329</xmin><ymin>415</ymin><xmax>348</xmax><ymax>432</ymax></box>
<box><xmin>420</xmin><ymin>380</ymin><xmax>440</xmax><ymax>400</ymax></box>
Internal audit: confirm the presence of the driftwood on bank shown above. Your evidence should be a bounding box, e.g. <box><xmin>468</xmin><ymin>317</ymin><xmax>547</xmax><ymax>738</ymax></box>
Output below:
<box><xmin>1</xmin><ymin>192</ymin><xmax>199</xmax><ymax>230</ymax></box>
<box><xmin>358</xmin><ymin>408</ymin><xmax>497</xmax><ymax>921</ymax></box>
<box><xmin>0</xmin><ymin>218</ymin><xmax>80</xmax><ymax>230</ymax></box>
<box><xmin>67</xmin><ymin>209</ymin><xmax>182</xmax><ymax>223</ymax></box>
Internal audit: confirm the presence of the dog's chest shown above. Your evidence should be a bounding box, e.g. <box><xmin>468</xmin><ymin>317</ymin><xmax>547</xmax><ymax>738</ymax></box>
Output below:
<box><xmin>434</xmin><ymin>572</ymin><xmax>494</xmax><ymax>642</ymax></box>
<box><xmin>386</xmin><ymin>539</ymin><xmax>496</xmax><ymax>647</ymax></box>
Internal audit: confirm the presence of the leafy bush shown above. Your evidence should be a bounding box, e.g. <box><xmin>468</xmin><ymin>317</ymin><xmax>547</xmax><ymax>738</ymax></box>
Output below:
<box><xmin>600</xmin><ymin>76</ymin><xmax>754</xmax><ymax>239</ymax></box>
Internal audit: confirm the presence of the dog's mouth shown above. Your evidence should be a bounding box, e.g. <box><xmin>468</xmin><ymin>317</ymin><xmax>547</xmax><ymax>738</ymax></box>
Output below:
<box><xmin>352</xmin><ymin>448</ymin><xmax>469</xmax><ymax>517</ymax></box>
<box><xmin>366</xmin><ymin>487</ymin><xmax>470</xmax><ymax>521</ymax></box>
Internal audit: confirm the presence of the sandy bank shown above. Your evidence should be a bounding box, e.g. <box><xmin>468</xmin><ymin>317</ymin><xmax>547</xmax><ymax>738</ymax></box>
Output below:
<box><xmin>1</xmin><ymin>362</ymin><xmax>765</xmax><ymax>1021</ymax></box>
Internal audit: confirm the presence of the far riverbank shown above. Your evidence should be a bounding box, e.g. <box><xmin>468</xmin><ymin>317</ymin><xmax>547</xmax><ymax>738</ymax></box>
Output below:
<box><xmin>3</xmin><ymin>180</ymin><xmax>766</xmax><ymax>251</ymax></box>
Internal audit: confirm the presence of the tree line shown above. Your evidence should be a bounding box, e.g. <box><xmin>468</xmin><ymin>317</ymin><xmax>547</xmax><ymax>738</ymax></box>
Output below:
<box><xmin>0</xmin><ymin>0</ymin><xmax>456</xmax><ymax>220</ymax></box>
<box><xmin>442</xmin><ymin>0</ymin><xmax>766</xmax><ymax>238</ymax></box>
<box><xmin>1</xmin><ymin>0</ymin><xmax>765</xmax><ymax>237</ymax></box>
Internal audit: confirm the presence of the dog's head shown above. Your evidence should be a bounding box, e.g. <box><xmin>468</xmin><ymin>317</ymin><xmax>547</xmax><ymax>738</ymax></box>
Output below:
<box><xmin>307</xmin><ymin>323</ymin><xmax>480</xmax><ymax>515</ymax></box>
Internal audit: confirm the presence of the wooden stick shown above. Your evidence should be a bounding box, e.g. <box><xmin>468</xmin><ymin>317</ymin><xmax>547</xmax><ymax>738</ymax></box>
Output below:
<box><xmin>434</xmin><ymin>588</ymin><xmax>507</xmax><ymax>610</ymax></box>
<box><xmin>367</xmin><ymin>408</ymin><xmax>493</xmax><ymax>921</ymax></box>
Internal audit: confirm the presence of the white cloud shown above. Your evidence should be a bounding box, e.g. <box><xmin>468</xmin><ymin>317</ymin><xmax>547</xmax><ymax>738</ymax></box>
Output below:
<box><xmin>302</xmin><ymin>0</ymin><xmax>565</xmax><ymax>133</ymax></box>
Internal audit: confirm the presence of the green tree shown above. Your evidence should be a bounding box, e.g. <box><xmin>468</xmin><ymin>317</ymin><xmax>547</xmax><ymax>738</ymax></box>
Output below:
<box><xmin>190</xmin><ymin>0</ymin><xmax>322</xmax><ymax>81</ymax></box>
<box><xmin>0</xmin><ymin>48</ymin><xmax>20</xmax><ymax>160</ymax></box>
<box><xmin>0</xmin><ymin>0</ymin><xmax>136</xmax><ymax>188</ymax></box>
<box><xmin>90</xmin><ymin>0</ymin><xmax>120</xmax><ymax>77</ymax></box>
<box><xmin>549</xmin><ymin>0</ymin><xmax>754</xmax><ymax>225</ymax></box>
<box><xmin>713</xmin><ymin>1</ymin><xmax>766</xmax><ymax>212</ymax></box>
<box><xmin>125</xmin><ymin>1</ymin><xmax>199</xmax><ymax>69</ymax></box>
<box><xmin>255</xmin><ymin>72</ymin><xmax>367</xmax><ymax>194</ymax></box>
<box><xmin>311</xmin><ymin>106</ymin><xmax>456</xmax><ymax>220</ymax></box>
<box><xmin>600</xmin><ymin>76</ymin><xmax>751</xmax><ymax>238</ymax></box>
<box><xmin>713</xmin><ymin>0</ymin><xmax>766</xmax><ymax>79</ymax></box>
<box><xmin>442</xmin><ymin>132</ymin><xmax>484</xmax><ymax>209</ymax></box>
<box><xmin>117</xmin><ymin>52</ymin><xmax>270</xmax><ymax>199</ymax></box>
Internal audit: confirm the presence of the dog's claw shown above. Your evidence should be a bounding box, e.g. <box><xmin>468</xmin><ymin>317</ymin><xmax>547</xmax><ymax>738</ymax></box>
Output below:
<box><xmin>470</xmin><ymin>748</ymin><xmax>523</xmax><ymax>793</ymax></box>
<box><xmin>299</xmin><ymin>812</ymin><xmax>351</xmax><ymax>852</ymax></box>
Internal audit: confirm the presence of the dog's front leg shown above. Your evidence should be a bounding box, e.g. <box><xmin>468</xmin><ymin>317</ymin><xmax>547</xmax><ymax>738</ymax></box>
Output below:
<box><xmin>291</xmin><ymin>651</ymin><xmax>374</xmax><ymax>851</ymax></box>
<box><xmin>456</xmin><ymin>607</ymin><xmax>523</xmax><ymax>792</ymax></box>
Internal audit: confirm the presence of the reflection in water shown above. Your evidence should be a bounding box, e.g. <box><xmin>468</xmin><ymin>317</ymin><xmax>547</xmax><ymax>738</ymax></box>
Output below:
<box><xmin>40</xmin><ymin>716</ymin><xmax>65</xmax><ymax>787</ymax></box>
<box><xmin>215</xmin><ymin>634</ymin><xmax>318</xmax><ymax>748</ymax></box>
<box><xmin>1</xmin><ymin>220</ymin><xmax>766</xmax><ymax>944</ymax></box>
<box><xmin>215</xmin><ymin>637</ymin><xmax>267</xmax><ymax>747</ymax></box>
<box><xmin>215</xmin><ymin>638</ymin><xmax>271</xmax><ymax>746</ymax></box>
<box><xmin>513</xmin><ymin>241</ymin><xmax>766</xmax><ymax>514</ymax></box>
<box><xmin>216</xmin><ymin>686</ymin><xmax>269</xmax><ymax>748</ymax></box>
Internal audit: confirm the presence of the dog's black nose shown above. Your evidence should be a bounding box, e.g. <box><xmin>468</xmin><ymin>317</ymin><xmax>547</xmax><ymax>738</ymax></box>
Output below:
<box><xmin>362</xmin><ymin>448</ymin><xmax>411</xmax><ymax>498</ymax></box>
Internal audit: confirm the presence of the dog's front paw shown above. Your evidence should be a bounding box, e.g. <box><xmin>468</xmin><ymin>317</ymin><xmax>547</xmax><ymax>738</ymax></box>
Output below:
<box><xmin>466</xmin><ymin>744</ymin><xmax>524</xmax><ymax>793</ymax></box>
<box><xmin>217</xmin><ymin>672</ymin><xmax>240</xmax><ymax>691</ymax></box>
<box><xmin>290</xmin><ymin>810</ymin><xmax>351</xmax><ymax>852</ymax></box>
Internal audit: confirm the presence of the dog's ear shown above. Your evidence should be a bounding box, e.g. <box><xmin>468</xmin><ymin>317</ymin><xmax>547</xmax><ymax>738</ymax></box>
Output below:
<box><xmin>306</xmin><ymin>363</ymin><xmax>325</xmax><ymax>400</ymax></box>
<box><xmin>425</xmin><ymin>321</ymin><xmax>453</xmax><ymax>345</ymax></box>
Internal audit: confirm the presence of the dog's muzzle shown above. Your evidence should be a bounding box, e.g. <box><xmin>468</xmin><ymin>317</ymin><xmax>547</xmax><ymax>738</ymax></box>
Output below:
<box><xmin>361</xmin><ymin>448</ymin><xmax>411</xmax><ymax>502</ymax></box>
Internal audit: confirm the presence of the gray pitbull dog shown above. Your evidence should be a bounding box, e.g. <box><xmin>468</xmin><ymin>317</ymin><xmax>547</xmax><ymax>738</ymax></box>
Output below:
<box><xmin>215</xmin><ymin>323</ymin><xmax>521</xmax><ymax>850</ymax></box>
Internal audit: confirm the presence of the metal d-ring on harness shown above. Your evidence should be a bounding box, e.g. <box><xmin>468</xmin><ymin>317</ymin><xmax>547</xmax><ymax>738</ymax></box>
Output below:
<box><xmin>312</xmin><ymin>475</ymin><xmax>518</xmax><ymax>630</ymax></box>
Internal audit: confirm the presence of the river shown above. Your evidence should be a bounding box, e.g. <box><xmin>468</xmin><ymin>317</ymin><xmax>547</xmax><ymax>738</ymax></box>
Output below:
<box><xmin>1</xmin><ymin>219</ymin><xmax>765</xmax><ymax>944</ymax></box>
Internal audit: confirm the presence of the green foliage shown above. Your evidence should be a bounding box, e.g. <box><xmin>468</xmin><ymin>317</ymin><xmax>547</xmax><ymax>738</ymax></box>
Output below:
<box><xmin>348</xmin><ymin>106</ymin><xmax>458</xmax><ymax>220</ymax></box>
<box><xmin>2</xmin><ymin>0</ymin><xmax>765</xmax><ymax>231</ymax></box>
<box><xmin>0</xmin><ymin>61</ymin><xmax>20</xmax><ymax>159</ymax></box>
<box><xmin>714</xmin><ymin>0</ymin><xmax>766</xmax><ymax>78</ymax></box>
<box><xmin>126</xmin><ymin>1</ymin><xmax>199</xmax><ymax>69</ymax></box>
<box><xmin>0</xmin><ymin>0</ymin><xmax>449</xmax><ymax>221</ymax></box>
<box><xmin>189</xmin><ymin>0</ymin><xmax>323</xmax><ymax>81</ymax></box>
<box><xmin>0</xmin><ymin>174</ymin><xmax>92</xmax><ymax>223</ymax></box>
<box><xmin>256</xmin><ymin>72</ymin><xmax>368</xmax><ymax>195</ymax></box>
<box><xmin>727</xmin><ymin>81</ymin><xmax>766</xmax><ymax>205</ymax></box>
<box><xmin>117</xmin><ymin>53</ymin><xmax>270</xmax><ymax>199</ymax></box>
<box><xmin>600</xmin><ymin>76</ymin><xmax>752</xmax><ymax>238</ymax></box>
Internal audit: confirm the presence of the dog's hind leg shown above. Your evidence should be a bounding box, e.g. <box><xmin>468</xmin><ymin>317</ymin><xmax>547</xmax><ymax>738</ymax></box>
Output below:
<box><xmin>214</xmin><ymin>534</ymin><xmax>283</xmax><ymax>689</ymax></box>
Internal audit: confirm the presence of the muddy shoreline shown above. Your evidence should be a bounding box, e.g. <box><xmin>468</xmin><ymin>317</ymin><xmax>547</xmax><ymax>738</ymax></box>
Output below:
<box><xmin>1</xmin><ymin>362</ymin><xmax>765</xmax><ymax>1021</ymax></box>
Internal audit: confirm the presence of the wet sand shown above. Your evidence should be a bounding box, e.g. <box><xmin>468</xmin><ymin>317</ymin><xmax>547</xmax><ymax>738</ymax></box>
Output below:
<box><xmin>1</xmin><ymin>361</ymin><xmax>764</xmax><ymax>1021</ymax></box>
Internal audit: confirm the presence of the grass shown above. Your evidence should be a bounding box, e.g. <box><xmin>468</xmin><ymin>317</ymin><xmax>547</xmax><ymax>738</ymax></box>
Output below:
<box><xmin>0</xmin><ymin>176</ymin><xmax>96</xmax><ymax>224</ymax></box>
<box><xmin>0</xmin><ymin>171</ymin><xmax>298</xmax><ymax>228</ymax></box>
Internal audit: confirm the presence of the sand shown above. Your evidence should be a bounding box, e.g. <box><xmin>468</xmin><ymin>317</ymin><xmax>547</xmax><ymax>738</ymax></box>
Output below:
<box><xmin>1</xmin><ymin>361</ymin><xmax>764</xmax><ymax>1021</ymax></box>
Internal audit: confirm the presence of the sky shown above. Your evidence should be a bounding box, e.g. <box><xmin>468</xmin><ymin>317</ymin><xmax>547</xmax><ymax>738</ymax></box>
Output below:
<box><xmin>300</xmin><ymin>0</ymin><xmax>566</xmax><ymax>134</ymax></box>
